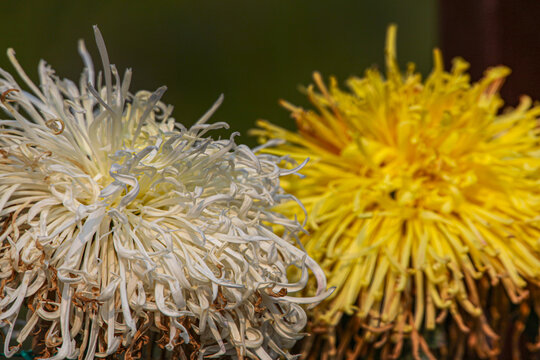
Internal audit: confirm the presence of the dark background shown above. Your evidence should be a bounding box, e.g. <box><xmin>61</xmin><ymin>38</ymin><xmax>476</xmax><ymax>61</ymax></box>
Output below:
<box><xmin>0</xmin><ymin>1</ymin><xmax>436</xmax><ymax>146</ymax></box>
<box><xmin>440</xmin><ymin>0</ymin><xmax>540</xmax><ymax>107</ymax></box>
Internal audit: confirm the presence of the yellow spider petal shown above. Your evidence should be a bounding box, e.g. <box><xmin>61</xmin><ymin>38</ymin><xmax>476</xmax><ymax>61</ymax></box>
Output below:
<box><xmin>252</xmin><ymin>24</ymin><xmax>540</xmax><ymax>359</ymax></box>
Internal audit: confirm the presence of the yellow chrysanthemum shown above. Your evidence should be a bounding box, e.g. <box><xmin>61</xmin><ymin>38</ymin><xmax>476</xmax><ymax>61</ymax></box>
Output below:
<box><xmin>252</xmin><ymin>26</ymin><xmax>540</xmax><ymax>359</ymax></box>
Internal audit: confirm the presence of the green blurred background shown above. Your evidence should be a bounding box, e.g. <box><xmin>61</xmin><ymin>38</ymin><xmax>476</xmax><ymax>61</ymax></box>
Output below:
<box><xmin>1</xmin><ymin>1</ymin><xmax>437</xmax><ymax>146</ymax></box>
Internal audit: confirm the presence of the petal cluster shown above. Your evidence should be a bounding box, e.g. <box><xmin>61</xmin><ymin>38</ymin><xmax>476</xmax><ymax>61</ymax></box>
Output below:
<box><xmin>0</xmin><ymin>27</ymin><xmax>329</xmax><ymax>359</ymax></box>
<box><xmin>252</xmin><ymin>26</ymin><xmax>540</xmax><ymax>358</ymax></box>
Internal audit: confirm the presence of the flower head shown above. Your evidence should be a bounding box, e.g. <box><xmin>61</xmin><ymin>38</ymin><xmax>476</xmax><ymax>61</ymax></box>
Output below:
<box><xmin>0</xmin><ymin>27</ymin><xmax>330</xmax><ymax>359</ymax></box>
<box><xmin>252</xmin><ymin>25</ymin><xmax>540</xmax><ymax>358</ymax></box>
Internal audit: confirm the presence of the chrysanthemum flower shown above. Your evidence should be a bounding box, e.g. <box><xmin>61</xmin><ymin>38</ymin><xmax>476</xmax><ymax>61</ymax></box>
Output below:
<box><xmin>0</xmin><ymin>27</ymin><xmax>331</xmax><ymax>360</ymax></box>
<box><xmin>252</xmin><ymin>25</ymin><xmax>540</xmax><ymax>359</ymax></box>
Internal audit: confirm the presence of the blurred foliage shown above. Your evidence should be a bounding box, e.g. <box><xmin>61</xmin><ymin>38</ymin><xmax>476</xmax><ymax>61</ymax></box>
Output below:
<box><xmin>1</xmin><ymin>0</ymin><xmax>436</xmax><ymax>146</ymax></box>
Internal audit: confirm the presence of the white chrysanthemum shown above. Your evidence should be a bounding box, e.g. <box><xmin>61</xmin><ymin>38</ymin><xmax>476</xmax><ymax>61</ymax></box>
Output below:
<box><xmin>0</xmin><ymin>27</ymin><xmax>331</xmax><ymax>360</ymax></box>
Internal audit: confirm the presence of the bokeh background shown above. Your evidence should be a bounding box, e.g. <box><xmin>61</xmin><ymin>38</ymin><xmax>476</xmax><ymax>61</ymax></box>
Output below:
<box><xmin>1</xmin><ymin>0</ymin><xmax>437</xmax><ymax>146</ymax></box>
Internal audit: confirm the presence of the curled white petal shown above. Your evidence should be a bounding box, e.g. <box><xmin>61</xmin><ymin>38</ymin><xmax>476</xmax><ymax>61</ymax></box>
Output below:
<box><xmin>0</xmin><ymin>27</ymin><xmax>330</xmax><ymax>359</ymax></box>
